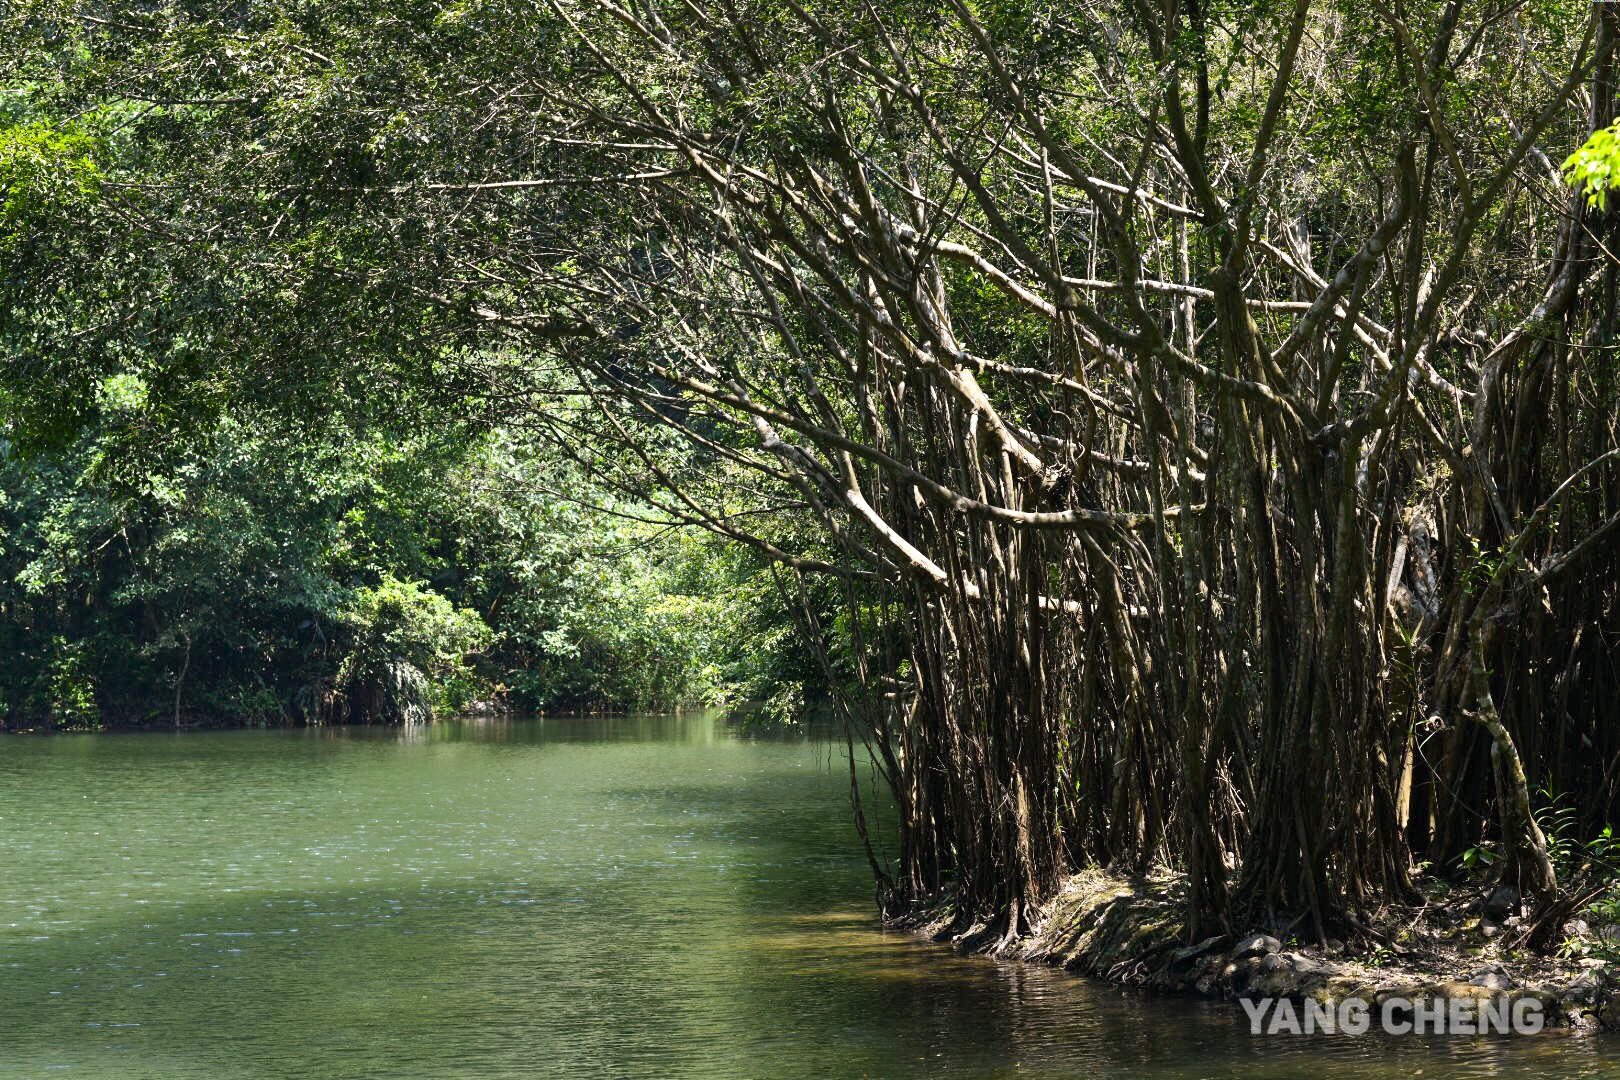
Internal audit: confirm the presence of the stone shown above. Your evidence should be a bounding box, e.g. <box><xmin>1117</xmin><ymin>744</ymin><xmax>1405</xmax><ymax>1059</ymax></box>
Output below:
<box><xmin>1564</xmin><ymin>918</ymin><xmax>1591</xmax><ymax>938</ymax></box>
<box><xmin>1284</xmin><ymin>952</ymin><xmax>1321</xmax><ymax>974</ymax></box>
<box><xmin>1565</xmin><ymin>974</ymin><xmax>1600</xmax><ymax>1003</ymax></box>
<box><xmin>1469</xmin><ymin>968</ymin><xmax>1515</xmax><ymax>990</ymax></box>
<box><xmin>1172</xmin><ymin>934</ymin><xmax>1228</xmax><ymax>964</ymax></box>
<box><xmin>1233</xmin><ymin>934</ymin><xmax>1281</xmax><ymax>959</ymax></box>
<box><xmin>1482</xmin><ymin>884</ymin><xmax>1521</xmax><ymax>921</ymax></box>
<box><xmin>1258</xmin><ymin>953</ymin><xmax>1283</xmax><ymax>974</ymax></box>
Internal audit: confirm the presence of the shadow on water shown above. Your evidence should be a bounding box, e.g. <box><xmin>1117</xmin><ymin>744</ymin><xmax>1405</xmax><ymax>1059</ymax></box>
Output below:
<box><xmin>2</xmin><ymin>715</ymin><xmax>1618</xmax><ymax>1078</ymax></box>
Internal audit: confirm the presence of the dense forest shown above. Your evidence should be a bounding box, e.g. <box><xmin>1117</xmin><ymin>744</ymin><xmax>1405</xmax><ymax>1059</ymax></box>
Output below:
<box><xmin>0</xmin><ymin>404</ymin><xmax>822</xmax><ymax>722</ymax></box>
<box><xmin>5</xmin><ymin>0</ymin><xmax>1620</xmax><ymax>943</ymax></box>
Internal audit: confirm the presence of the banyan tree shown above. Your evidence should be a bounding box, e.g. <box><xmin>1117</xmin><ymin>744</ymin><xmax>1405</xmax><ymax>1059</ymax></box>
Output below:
<box><xmin>11</xmin><ymin>0</ymin><xmax>1620</xmax><ymax>940</ymax></box>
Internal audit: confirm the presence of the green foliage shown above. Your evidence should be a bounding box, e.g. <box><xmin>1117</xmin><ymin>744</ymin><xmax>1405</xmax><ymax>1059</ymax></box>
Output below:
<box><xmin>1586</xmin><ymin>826</ymin><xmax>1620</xmax><ymax>963</ymax></box>
<box><xmin>1537</xmin><ymin>788</ymin><xmax>1587</xmax><ymax>877</ymax></box>
<box><xmin>1456</xmin><ymin>535</ymin><xmax>1504</xmax><ymax>598</ymax></box>
<box><xmin>0</xmin><ymin>119</ymin><xmax>101</xmax><ymax>250</ymax></box>
<box><xmin>1564</xmin><ymin>122</ymin><xmax>1620</xmax><ymax>210</ymax></box>
<box><xmin>1459</xmin><ymin>843</ymin><xmax>1500</xmax><ymax>873</ymax></box>
<box><xmin>41</xmin><ymin>637</ymin><xmax>99</xmax><ymax>729</ymax></box>
<box><xmin>333</xmin><ymin>576</ymin><xmax>490</xmax><ymax>723</ymax></box>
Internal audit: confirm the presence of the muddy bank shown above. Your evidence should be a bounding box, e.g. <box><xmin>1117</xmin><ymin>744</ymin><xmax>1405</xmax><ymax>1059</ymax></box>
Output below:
<box><xmin>908</xmin><ymin>869</ymin><xmax>1619</xmax><ymax>1031</ymax></box>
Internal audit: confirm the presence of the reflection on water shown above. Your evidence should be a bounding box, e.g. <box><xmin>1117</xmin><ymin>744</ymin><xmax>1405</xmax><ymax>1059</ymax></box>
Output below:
<box><xmin>1</xmin><ymin>714</ymin><xmax>1617</xmax><ymax>1079</ymax></box>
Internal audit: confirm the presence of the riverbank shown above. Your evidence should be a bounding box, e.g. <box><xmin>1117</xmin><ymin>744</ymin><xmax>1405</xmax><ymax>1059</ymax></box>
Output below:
<box><xmin>0</xmin><ymin>700</ymin><xmax>721</xmax><ymax>734</ymax></box>
<box><xmin>909</xmin><ymin>868</ymin><xmax>1620</xmax><ymax>1032</ymax></box>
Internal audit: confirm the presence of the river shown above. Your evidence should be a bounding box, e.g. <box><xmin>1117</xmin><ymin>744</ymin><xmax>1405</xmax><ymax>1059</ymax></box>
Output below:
<box><xmin>2</xmin><ymin>714</ymin><xmax>1617</xmax><ymax>1078</ymax></box>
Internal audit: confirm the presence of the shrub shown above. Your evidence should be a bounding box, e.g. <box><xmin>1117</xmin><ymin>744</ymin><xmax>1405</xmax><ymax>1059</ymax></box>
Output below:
<box><xmin>332</xmin><ymin>577</ymin><xmax>491</xmax><ymax>724</ymax></box>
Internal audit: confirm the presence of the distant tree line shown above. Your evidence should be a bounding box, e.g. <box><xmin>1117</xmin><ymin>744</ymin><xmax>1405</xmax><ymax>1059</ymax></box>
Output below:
<box><xmin>0</xmin><ymin>404</ymin><xmax>820</xmax><ymax>725</ymax></box>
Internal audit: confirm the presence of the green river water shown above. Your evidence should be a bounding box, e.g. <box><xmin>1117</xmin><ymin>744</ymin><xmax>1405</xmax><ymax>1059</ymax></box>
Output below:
<box><xmin>3</xmin><ymin>714</ymin><xmax>1618</xmax><ymax>1078</ymax></box>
